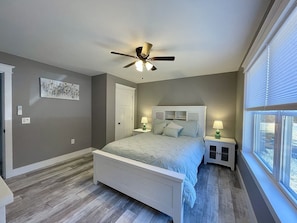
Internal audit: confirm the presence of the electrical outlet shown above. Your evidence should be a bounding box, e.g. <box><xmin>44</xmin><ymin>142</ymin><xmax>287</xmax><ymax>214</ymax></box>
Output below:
<box><xmin>71</xmin><ymin>139</ymin><xmax>75</xmax><ymax>144</ymax></box>
<box><xmin>22</xmin><ymin>117</ymin><xmax>30</xmax><ymax>124</ymax></box>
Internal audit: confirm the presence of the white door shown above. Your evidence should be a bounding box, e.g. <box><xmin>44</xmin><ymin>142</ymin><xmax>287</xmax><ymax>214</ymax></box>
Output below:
<box><xmin>115</xmin><ymin>84</ymin><xmax>135</xmax><ymax>140</ymax></box>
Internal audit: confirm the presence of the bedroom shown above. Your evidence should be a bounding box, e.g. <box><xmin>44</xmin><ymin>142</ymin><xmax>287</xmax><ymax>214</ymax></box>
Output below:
<box><xmin>0</xmin><ymin>0</ymin><xmax>297</xmax><ymax>222</ymax></box>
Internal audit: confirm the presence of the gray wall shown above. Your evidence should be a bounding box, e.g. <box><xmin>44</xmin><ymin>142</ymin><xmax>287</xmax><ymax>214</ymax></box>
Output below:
<box><xmin>235</xmin><ymin>68</ymin><xmax>275</xmax><ymax>222</ymax></box>
<box><xmin>92</xmin><ymin>73</ymin><xmax>137</xmax><ymax>149</ymax></box>
<box><xmin>235</xmin><ymin>68</ymin><xmax>244</xmax><ymax>150</ymax></box>
<box><xmin>137</xmin><ymin>72</ymin><xmax>237</xmax><ymax>138</ymax></box>
<box><xmin>92</xmin><ymin>74</ymin><xmax>107</xmax><ymax>149</ymax></box>
<box><xmin>0</xmin><ymin>52</ymin><xmax>92</xmax><ymax>168</ymax></box>
<box><xmin>237</xmin><ymin>154</ymin><xmax>275</xmax><ymax>222</ymax></box>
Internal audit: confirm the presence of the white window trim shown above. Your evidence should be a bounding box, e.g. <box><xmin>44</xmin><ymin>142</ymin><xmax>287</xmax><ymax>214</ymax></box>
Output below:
<box><xmin>0</xmin><ymin>63</ymin><xmax>14</xmax><ymax>179</ymax></box>
<box><xmin>241</xmin><ymin>151</ymin><xmax>297</xmax><ymax>222</ymax></box>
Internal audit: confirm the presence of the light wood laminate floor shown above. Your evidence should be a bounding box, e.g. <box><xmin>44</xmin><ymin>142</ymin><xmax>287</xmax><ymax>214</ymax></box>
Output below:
<box><xmin>5</xmin><ymin>153</ymin><xmax>254</xmax><ymax>223</ymax></box>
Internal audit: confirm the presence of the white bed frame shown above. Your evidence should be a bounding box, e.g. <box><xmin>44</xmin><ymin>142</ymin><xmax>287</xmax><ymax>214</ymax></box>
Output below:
<box><xmin>93</xmin><ymin>106</ymin><xmax>206</xmax><ymax>223</ymax></box>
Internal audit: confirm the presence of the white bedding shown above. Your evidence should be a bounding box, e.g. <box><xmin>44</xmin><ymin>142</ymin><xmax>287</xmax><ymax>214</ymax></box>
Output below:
<box><xmin>101</xmin><ymin>132</ymin><xmax>205</xmax><ymax>207</ymax></box>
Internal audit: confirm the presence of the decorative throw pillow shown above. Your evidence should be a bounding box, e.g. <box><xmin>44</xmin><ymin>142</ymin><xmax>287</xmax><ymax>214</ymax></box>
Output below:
<box><xmin>167</xmin><ymin>121</ymin><xmax>183</xmax><ymax>130</ymax></box>
<box><xmin>163</xmin><ymin>127</ymin><xmax>180</xmax><ymax>138</ymax></box>
<box><xmin>173</xmin><ymin>120</ymin><xmax>198</xmax><ymax>137</ymax></box>
<box><xmin>162</xmin><ymin>122</ymin><xmax>183</xmax><ymax>138</ymax></box>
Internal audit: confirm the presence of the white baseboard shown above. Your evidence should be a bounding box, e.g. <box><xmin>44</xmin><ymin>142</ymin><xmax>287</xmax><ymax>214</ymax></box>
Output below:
<box><xmin>6</xmin><ymin>147</ymin><xmax>94</xmax><ymax>178</ymax></box>
<box><xmin>236</xmin><ymin>164</ymin><xmax>258</xmax><ymax>223</ymax></box>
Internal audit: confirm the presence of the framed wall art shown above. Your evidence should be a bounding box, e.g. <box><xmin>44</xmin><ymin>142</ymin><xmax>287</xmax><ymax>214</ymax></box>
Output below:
<box><xmin>40</xmin><ymin>77</ymin><xmax>79</xmax><ymax>100</ymax></box>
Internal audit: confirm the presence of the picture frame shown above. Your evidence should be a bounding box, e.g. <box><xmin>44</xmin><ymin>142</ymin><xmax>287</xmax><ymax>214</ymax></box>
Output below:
<box><xmin>40</xmin><ymin>77</ymin><xmax>79</xmax><ymax>100</ymax></box>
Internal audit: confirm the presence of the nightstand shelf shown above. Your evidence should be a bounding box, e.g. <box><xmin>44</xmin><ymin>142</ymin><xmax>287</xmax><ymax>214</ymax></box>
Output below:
<box><xmin>204</xmin><ymin>136</ymin><xmax>236</xmax><ymax>170</ymax></box>
<box><xmin>133</xmin><ymin>128</ymin><xmax>151</xmax><ymax>135</ymax></box>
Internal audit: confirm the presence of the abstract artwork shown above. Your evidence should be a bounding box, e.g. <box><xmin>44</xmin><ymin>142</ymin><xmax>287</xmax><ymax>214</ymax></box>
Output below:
<box><xmin>40</xmin><ymin>78</ymin><xmax>79</xmax><ymax>100</ymax></box>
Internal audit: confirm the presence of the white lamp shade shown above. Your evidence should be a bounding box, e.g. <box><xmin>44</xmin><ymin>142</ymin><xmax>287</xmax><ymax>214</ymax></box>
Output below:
<box><xmin>141</xmin><ymin>117</ymin><xmax>148</xmax><ymax>124</ymax></box>
<box><xmin>213</xmin><ymin>120</ymin><xmax>223</xmax><ymax>129</ymax></box>
<box><xmin>145</xmin><ymin>62</ymin><xmax>153</xmax><ymax>71</ymax></box>
<box><xmin>135</xmin><ymin>60</ymin><xmax>144</xmax><ymax>72</ymax></box>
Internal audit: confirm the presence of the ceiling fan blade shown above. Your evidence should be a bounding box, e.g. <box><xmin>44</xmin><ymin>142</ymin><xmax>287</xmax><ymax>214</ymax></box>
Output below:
<box><xmin>141</xmin><ymin>42</ymin><xmax>153</xmax><ymax>58</ymax></box>
<box><xmin>151</xmin><ymin>65</ymin><xmax>157</xmax><ymax>71</ymax></box>
<box><xmin>150</xmin><ymin>56</ymin><xmax>175</xmax><ymax>61</ymax></box>
<box><xmin>111</xmin><ymin>51</ymin><xmax>137</xmax><ymax>59</ymax></box>
<box><xmin>123</xmin><ymin>61</ymin><xmax>136</xmax><ymax>68</ymax></box>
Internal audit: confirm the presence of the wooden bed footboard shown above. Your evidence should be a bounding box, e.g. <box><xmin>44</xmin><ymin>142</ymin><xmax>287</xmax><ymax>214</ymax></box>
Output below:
<box><xmin>93</xmin><ymin>150</ymin><xmax>185</xmax><ymax>223</ymax></box>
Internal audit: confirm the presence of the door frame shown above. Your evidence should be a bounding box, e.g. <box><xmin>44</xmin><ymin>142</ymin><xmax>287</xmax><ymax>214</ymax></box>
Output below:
<box><xmin>0</xmin><ymin>63</ymin><xmax>14</xmax><ymax>179</ymax></box>
<box><xmin>115</xmin><ymin>83</ymin><xmax>135</xmax><ymax>140</ymax></box>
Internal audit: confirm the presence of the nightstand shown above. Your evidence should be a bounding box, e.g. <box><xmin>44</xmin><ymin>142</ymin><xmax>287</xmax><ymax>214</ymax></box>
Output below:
<box><xmin>204</xmin><ymin>136</ymin><xmax>236</xmax><ymax>170</ymax></box>
<box><xmin>132</xmin><ymin>128</ymin><xmax>151</xmax><ymax>135</ymax></box>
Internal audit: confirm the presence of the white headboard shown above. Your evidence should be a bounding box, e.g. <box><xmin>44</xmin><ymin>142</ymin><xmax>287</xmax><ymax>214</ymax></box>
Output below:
<box><xmin>152</xmin><ymin>106</ymin><xmax>207</xmax><ymax>137</ymax></box>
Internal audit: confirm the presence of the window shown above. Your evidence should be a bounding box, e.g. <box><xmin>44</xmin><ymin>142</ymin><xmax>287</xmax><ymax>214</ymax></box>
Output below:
<box><xmin>254</xmin><ymin>113</ymin><xmax>276</xmax><ymax>172</ymax></box>
<box><xmin>244</xmin><ymin>5</ymin><xmax>297</xmax><ymax>208</ymax></box>
<box><xmin>281</xmin><ymin>115</ymin><xmax>297</xmax><ymax>201</ymax></box>
<box><xmin>252</xmin><ymin>111</ymin><xmax>297</xmax><ymax>203</ymax></box>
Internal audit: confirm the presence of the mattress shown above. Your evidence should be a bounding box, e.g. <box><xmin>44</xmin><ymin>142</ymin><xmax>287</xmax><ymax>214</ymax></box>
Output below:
<box><xmin>101</xmin><ymin>132</ymin><xmax>205</xmax><ymax>207</ymax></box>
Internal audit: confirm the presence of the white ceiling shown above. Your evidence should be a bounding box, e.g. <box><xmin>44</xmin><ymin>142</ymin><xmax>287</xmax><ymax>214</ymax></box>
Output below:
<box><xmin>0</xmin><ymin>0</ymin><xmax>271</xmax><ymax>83</ymax></box>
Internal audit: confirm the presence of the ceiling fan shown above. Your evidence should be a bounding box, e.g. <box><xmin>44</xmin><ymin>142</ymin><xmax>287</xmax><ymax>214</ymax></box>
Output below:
<box><xmin>111</xmin><ymin>42</ymin><xmax>175</xmax><ymax>72</ymax></box>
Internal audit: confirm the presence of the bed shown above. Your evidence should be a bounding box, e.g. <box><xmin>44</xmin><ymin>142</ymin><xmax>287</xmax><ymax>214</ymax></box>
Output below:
<box><xmin>93</xmin><ymin>106</ymin><xmax>206</xmax><ymax>223</ymax></box>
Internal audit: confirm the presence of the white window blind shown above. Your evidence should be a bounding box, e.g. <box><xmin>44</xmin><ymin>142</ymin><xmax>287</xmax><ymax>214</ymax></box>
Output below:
<box><xmin>268</xmin><ymin>7</ymin><xmax>297</xmax><ymax>106</ymax></box>
<box><xmin>245</xmin><ymin>6</ymin><xmax>297</xmax><ymax>109</ymax></box>
<box><xmin>245</xmin><ymin>48</ymin><xmax>268</xmax><ymax>109</ymax></box>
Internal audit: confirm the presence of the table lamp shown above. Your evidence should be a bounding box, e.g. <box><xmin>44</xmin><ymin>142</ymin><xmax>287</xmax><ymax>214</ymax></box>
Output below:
<box><xmin>213</xmin><ymin>120</ymin><xmax>223</xmax><ymax>139</ymax></box>
<box><xmin>141</xmin><ymin>117</ymin><xmax>148</xmax><ymax>130</ymax></box>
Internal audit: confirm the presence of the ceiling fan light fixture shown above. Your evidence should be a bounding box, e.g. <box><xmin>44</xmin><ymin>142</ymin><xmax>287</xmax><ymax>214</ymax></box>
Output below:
<box><xmin>135</xmin><ymin>60</ymin><xmax>144</xmax><ymax>72</ymax></box>
<box><xmin>111</xmin><ymin>42</ymin><xmax>175</xmax><ymax>71</ymax></box>
<box><xmin>145</xmin><ymin>61</ymin><xmax>153</xmax><ymax>71</ymax></box>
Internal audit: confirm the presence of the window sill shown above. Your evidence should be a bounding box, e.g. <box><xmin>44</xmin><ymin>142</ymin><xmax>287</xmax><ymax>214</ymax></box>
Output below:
<box><xmin>241</xmin><ymin>151</ymin><xmax>297</xmax><ymax>223</ymax></box>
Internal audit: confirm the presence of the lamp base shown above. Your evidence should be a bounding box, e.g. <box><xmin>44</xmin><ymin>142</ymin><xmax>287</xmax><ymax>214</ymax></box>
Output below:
<box><xmin>142</xmin><ymin>124</ymin><xmax>146</xmax><ymax>131</ymax></box>
<box><xmin>215</xmin><ymin>130</ymin><xmax>221</xmax><ymax>139</ymax></box>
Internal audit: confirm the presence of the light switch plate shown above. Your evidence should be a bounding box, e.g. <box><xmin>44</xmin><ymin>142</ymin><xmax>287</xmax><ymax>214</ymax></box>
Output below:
<box><xmin>17</xmin><ymin>105</ymin><xmax>22</xmax><ymax>116</ymax></box>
